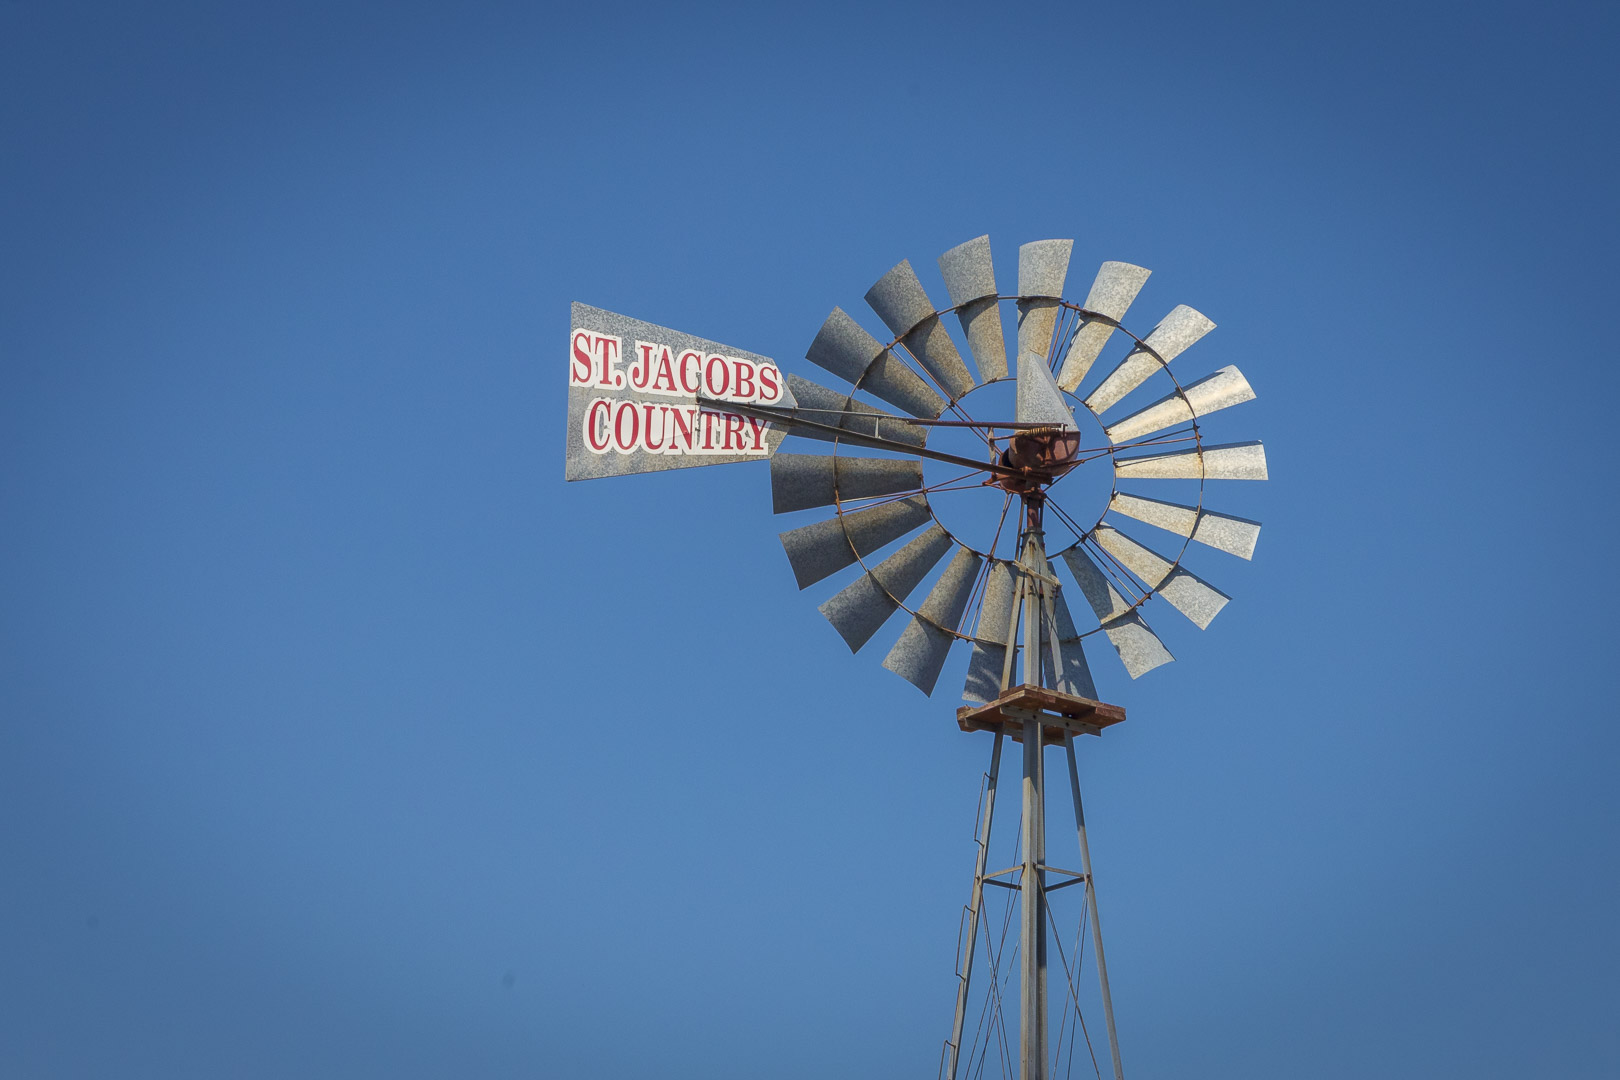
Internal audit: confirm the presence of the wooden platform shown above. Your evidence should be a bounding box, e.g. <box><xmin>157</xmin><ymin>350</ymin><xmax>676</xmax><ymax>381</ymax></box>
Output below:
<box><xmin>957</xmin><ymin>684</ymin><xmax>1127</xmax><ymax>744</ymax></box>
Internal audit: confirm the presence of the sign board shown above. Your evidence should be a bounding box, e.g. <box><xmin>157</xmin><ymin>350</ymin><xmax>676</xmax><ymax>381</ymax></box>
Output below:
<box><xmin>566</xmin><ymin>302</ymin><xmax>795</xmax><ymax>481</ymax></box>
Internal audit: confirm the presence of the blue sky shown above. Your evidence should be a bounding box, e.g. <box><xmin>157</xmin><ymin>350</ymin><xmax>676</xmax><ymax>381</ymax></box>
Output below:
<box><xmin>2</xmin><ymin>2</ymin><xmax>1617</xmax><ymax>1077</ymax></box>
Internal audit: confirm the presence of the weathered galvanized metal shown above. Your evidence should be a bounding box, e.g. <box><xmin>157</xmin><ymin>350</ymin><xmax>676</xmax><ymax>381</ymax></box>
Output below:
<box><xmin>1114</xmin><ymin>440</ymin><xmax>1269</xmax><ymax>481</ymax></box>
<box><xmin>1047</xmin><ymin>590</ymin><xmax>1100</xmax><ymax>700</ymax></box>
<box><xmin>1104</xmin><ymin>365</ymin><xmax>1256</xmax><ymax>443</ymax></box>
<box><xmin>945</xmin><ymin>731</ymin><xmax>1002</xmax><ymax>1080</ymax></box>
<box><xmin>937</xmin><ymin>235</ymin><xmax>1009</xmax><ymax>381</ymax></box>
<box><xmin>1108</xmin><ymin>492</ymin><xmax>1262</xmax><ymax>560</ymax></box>
<box><xmin>1019</xmin><ymin>709</ymin><xmax>1048</xmax><ymax>1078</ymax></box>
<box><xmin>1015</xmin><ymin>348</ymin><xmax>1079</xmax><ymax>430</ymax></box>
<box><xmin>1091</xmin><ymin>524</ymin><xmax>1231</xmax><ymax>630</ymax></box>
<box><xmin>1056</xmin><ymin>261</ymin><xmax>1152</xmax><ymax>392</ymax></box>
<box><xmin>565</xmin><ymin>302</ymin><xmax>796</xmax><ymax>481</ymax></box>
<box><xmin>1060</xmin><ymin>545</ymin><xmax>1174</xmax><ymax>678</ymax></box>
<box><xmin>963</xmin><ymin>560</ymin><xmax>1018</xmax><ymax>704</ymax></box>
<box><xmin>1083</xmin><ymin>304</ymin><xmax>1216</xmax><ymax>415</ymax></box>
<box><xmin>1015</xmin><ymin>239</ymin><xmax>1073</xmax><ymax>366</ymax></box>
<box><xmin>768</xmin><ymin>454</ymin><xmax>922</xmax><ymax>514</ymax></box>
<box><xmin>1064</xmin><ymin>734</ymin><xmax>1124</xmax><ymax>1080</ymax></box>
<box><xmin>883</xmin><ymin>546</ymin><xmax>983</xmax><ymax>693</ymax></box>
<box><xmin>865</xmin><ymin>260</ymin><xmax>976</xmax><ymax>398</ymax></box>
<box><xmin>782</xmin><ymin>373</ymin><xmax>927</xmax><ymax>448</ymax></box>
<box><xmin>817</xmin><ymin>524</ymin><xmax>953</xmax><ymax>652</ymax></box>
<box><xmin>779</xmin><ymin>494</ymin><xmax>931</xmax><ymax>589</ymax></box>
<box><xmin>806</xmin><ymin>307</ymin><xmax>944</xmax><ymax>419</ymax></box>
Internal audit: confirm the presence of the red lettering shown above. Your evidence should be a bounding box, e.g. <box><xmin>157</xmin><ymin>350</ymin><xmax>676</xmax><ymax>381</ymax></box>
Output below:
<box><xmin>732</xmin><ymin>359</ymin><xmax>756</xmax><ymax>401</ymax></box>
<box><xmin>700</xmin><ymin>409</ymin><xmax>719</xmax><ymax>450</ymax></box>
<box><xmin>668</xmin><ymin>407</ymin><xmax>696</xmax><ymax>453</ymax></box>
<box><xmin>722</xmin><ymin>413</ymin><xmax>746</xmax><ymax>450</ymax></box>
<box><xmin>584</xmin><ymin>398</ymin><xmax>612</xmax><ymax>452</ymax></box>
<box><xmin>703</xmin><ymin>355</ymin><xmax>730</xmax><ymax>398</ymax></box>
<box><xmin>649</xmin><ymin>347</ymin><xmax>677</xmax><ymax>394</ymax></box>
<box><xmin>612</xmin><ymin>399</ymin><xmax>640</xmax><ymax>452</ymax></box>
<box><xmin>641</xmin><ymin>403</ymin><xmax>668</xmax><ymax>450</ymax></box>
<box><xmin>596</xmin><ymin>336</ymin><xmax>623</xmax><ymax>388</ymax></box>
<box><xmin>629</xmin><ymin>343</ymin><xmax>656</xmax><ymax>391</ymax></box>
<box><xmin>678</xmin><ymin>350</ymin><xmax>703</xmax><ymax>395</ymax></box>
<box><xmin>744</xmin><ymin>416</ymin><xmax>769</xmax><ymax>451</ymax></box>
<box><xmin>571</xmin><ymin>331</ymin><xmax>594</xmax><ymax>385</ymax></box>
<box><xmin>757</xmin><ymin>364</ymin><xmax>781</xmax><ymax>403</ymax></box>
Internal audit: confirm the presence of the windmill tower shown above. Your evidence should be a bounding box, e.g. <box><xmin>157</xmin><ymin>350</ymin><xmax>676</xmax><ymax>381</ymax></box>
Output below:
<box><xmin>567</xmin><ymin>235</ymin><xmax>1267</xmax><ymax>1079</ymax></box>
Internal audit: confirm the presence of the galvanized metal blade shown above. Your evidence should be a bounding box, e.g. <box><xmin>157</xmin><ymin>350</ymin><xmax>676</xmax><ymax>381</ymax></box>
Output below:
<box><xmin>1058</xmin><ymin>546</ymin><xmax>1174</xmax><ymax>678</ymax></box>
<box><xmin>1091</xmin><ymin>524</ymin><xmax>1230</xmax><ymax>629</ymax></box>
<box><xmin>866</xmin><ymin>260</ymin><xmax>976</xmax><ymax>398</ymax></box>
<box><xmin>1015</xmin><ymin>239</ymin><xmax>1074</xmax><ymax>366</ymax></box>
<box><xmin>937</xmin><ymin>235</ymin><xmax>1008</xmax><ymax>381</ymax></box>
<box><xmin>770</xmin><ymin>454</ymin><xmax>923</xmax><ymax>514</ymax></box>
<box><xmin>1104</xmin><ymin>366</ymin><xmax>1255</xmax><ymax>443</ymax></box>
<box><xmin>1044</xmin><ymin>588</ymin><xmax>1099</xmax><ymax>699</ymax></box>
<box><xmin>963</xmin><ymin>560</ymin><xmax>1018</xmax><ymax>703</ymax></box>
<box><xmin>818</xmin><ymin>523</ymin><xmax>953</xmax><ymax>652</ymax></box>
<box><xmin>1108</xmin><ymin>492</ymin><xmax>1261</xmax><ymax>560</ymax></box>
<box><xmin>882</xmin><ymin>545</ymin><xmax>982</xmax><ymax>694</ymax></box>
<box><xmin>806</xmin><ymin>308</ymin><xmax>945</xmax><ymax>419</ymax></box>
<box><xmin>1016</xmin><ymin>348</ymin><xmax>1078</xmax><ymax>429</ymax></box>
<box><xmin>1083</xmin><ymin>305</ymin><xmax>1215</xmax><ymax>415</ymax></box>
<box><xmin>1056</xmin><ymin>262</ymin><xmax>1152</xmax><ymax>391</ymax></box>
<box><xmin>778</xmin><ymin>494</ymin><xmax>932</xmax><ymax>589</ymax></box>
<box><xmin>865</xmin><ymin>260</ymin><xmax>936</xmax><ymax>339</ymax></box>
<box><xmin>1114</xmin><ymin>440</ymin><xmax>1268</xmax><ymax>481</ymax></box>
<box><xmin>784</xmin><ymin>374</ymin><xmax>926</xmax><ymax>448</ymax></box>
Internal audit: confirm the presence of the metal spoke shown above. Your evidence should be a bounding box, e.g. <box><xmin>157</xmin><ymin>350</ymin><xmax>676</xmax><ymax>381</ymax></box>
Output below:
<box><xmin>1041</xmin><ymin>495</ymin><xmax>1092</xmax><ymax>554</ymax></box>
<box><xmin>1085</xmin><ymin>534</ymin><xmax>1152</xmax><ymax>607</ymax></box>
<box><xmin>833</xmin><ymin>467</ymin><xmax>991</xmax><ymax>514</ymax></box>
<box><xmin>1075</xmin><ymin>428</ymin><xmax>1199</xmax><ymax>465</ymax></box>
<box><xmin>1043</xmin><ymin>491</ymin><xmax>1153</xmax><ymax>608</ymax></box>
<box><xmin>988</xmin><ymin>492</ymin><xmax>1014</xmax><ymax>561</ymax></box>
<box><xmin>890</xmin><ymin>336</ymin><xmax>994</xmax><ymax>443</ymax></box>
<box><xmin>1049</xmin><ymin>305</ymin><xmax>1079</xmax><ymax>376</ymax></box>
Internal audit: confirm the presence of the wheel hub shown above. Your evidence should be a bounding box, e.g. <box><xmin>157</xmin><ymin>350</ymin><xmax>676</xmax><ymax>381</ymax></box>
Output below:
<box><xmin>989</xmin><ymin>427</ymin><xmax>1082</xmax><ymax>495</ymax></box>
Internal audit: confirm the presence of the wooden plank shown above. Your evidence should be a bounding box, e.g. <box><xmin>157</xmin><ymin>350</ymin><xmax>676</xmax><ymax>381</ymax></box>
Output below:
<box><xmin>955</xmin><ymin>682</ymin><xmax>1126</xmax><ymax>742</ymax></box>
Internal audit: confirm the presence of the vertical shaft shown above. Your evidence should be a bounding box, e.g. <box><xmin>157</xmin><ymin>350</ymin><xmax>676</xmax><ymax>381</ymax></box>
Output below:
<box><xmin>1016</xmin><ymin>516</ymin><xmax>1049</xmax><ymax>1079</ymax></box>
<box><xmin>1020</xmin><ymin>713</ymin><xmax>1047</xmax><ymax>1080</ymax></box>
<box><xmin>1065</xmin><ymin>735</ymin><xmax>1123</xmax><ymax>1080</ymax></box>
<box><xmin>947</xmin><ymin>732</ymin><xmax>1003</xmax><ymax>1080</ymax></box>
<box><xmin>1020</xmin><ymin>529</ymin><xmax>1043</xmax><ymax>688</ymax></box>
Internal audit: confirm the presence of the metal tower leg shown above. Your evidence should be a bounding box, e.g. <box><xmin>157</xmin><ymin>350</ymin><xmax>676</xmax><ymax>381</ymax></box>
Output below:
<box><xmin>946</xmin><ymin>731</ymin><xmax>1003</xmax><ymax>1080</ymax></box>
<box><xmin>1065</xmin><ymin>734</ymin><xmax>1124</xmax><ymax>1080</ymax></box>
<box><xmin>1020</xmin><ymin>716</ymin><xmax>1047</xmax><ymax>1080</ymax></box>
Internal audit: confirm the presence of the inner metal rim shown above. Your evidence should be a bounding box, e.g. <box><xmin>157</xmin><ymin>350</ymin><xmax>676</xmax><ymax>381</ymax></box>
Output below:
<box><xmin>827</xmin><ymin>294</ymin><xmax>1206</xmax><ymax>645</ymax></box>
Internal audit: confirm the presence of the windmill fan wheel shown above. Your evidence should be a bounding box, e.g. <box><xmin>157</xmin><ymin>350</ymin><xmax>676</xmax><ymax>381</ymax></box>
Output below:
<box><xmin>769</xmin><ymin>235</ymin><xmax>1268</xmax><ymax>698</ymax></box>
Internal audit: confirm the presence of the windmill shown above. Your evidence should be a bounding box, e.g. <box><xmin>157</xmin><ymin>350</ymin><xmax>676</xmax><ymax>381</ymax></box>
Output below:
<box><xmin>566</xmin><ymin>235</ymin><xmax>1267</xmax><ymax>1080</ymax></box>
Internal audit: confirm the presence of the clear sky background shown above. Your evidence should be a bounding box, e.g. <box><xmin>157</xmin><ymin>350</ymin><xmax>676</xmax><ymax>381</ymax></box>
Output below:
<box><xmin>3</xmin><ymin>2</ymin><xmax>1617</xmax><ymax>1077</ymax></box>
